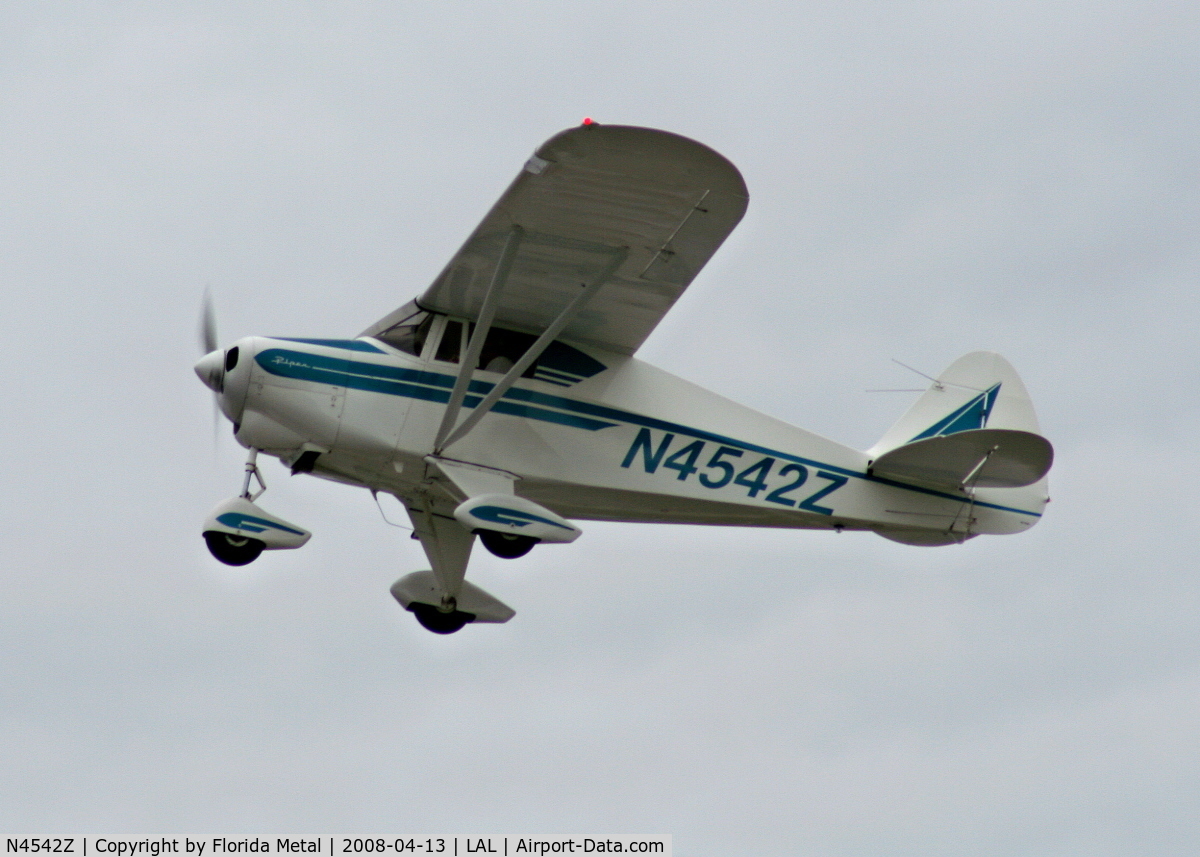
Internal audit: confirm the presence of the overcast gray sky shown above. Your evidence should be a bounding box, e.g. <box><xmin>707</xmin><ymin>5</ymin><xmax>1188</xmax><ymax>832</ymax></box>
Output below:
<box><xmin>3</xmin><ymin>3</ymin><xmax>1199</xmax><ymax>854</ymax></box>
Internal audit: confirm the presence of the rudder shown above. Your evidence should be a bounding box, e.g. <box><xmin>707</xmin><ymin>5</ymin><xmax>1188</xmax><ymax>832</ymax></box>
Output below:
<box><xmin>866</xmin><ymin>352</ymin><xmax>1052</xmax><ymax>492</ymax></box>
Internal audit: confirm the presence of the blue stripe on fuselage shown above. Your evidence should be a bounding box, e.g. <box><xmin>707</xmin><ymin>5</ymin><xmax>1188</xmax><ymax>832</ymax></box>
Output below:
<box><xmin>257</xmin><ymin>348</ymin><xmax>619</xmax><ymax>432</ymax></box>
<box><xmin>276</xmin><ymin>338</ymin><xmax>386</xmax><ymax>353</ymax></box>
<box><xmin>254</xmin><ymin>345</ymin><xmax>1041</xmax><ymax>519</ymax></box>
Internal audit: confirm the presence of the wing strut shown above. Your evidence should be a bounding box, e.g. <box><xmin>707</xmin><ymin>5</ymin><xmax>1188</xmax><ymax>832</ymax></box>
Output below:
<box><xmin>434</xmin><ymin>246</ymin><xmax>627</xmax><ymax>454</ymax></box>
<box><xmin>433</xmin><ymin>226</ymin><xmax>524</xmax><ymax>452</ymax></box>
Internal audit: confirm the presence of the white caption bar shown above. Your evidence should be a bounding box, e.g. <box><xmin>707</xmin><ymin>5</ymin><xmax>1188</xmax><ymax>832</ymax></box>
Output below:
<box><xmin>2</xmin><ymin>837</ymin><xmax>670</xmax><ymax>857</ymax></box>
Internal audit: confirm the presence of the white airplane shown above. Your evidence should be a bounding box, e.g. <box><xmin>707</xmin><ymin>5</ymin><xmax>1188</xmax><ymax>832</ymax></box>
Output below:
<box><xmin>195</xmin><ymin>122</ymin><xmax>1053</xmax><ymax>634</ymax></box>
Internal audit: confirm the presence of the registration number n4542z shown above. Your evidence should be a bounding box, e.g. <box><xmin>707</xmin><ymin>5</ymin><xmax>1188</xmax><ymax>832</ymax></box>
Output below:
<box><xmin>619</xmin><ymin>428</ymin><xmax>847</xmax><ymax>514</ymax></box>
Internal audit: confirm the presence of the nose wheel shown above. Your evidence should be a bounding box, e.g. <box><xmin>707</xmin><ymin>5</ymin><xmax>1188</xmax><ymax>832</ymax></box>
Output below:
<box><xmin>201</xmin><ymin>448</ymin><xmax>312</xmax><ymax>565</ymax></box>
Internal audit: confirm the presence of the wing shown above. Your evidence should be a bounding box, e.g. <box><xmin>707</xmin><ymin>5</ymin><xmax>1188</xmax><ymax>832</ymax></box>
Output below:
<box><xmin>362</xmin><ymin>124</ymin><xmax>748</xmax><ymax>355</ymax></box>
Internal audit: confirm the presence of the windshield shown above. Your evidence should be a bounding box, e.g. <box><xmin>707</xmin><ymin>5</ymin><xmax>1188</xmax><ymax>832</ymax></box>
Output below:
<box><xmin>376</xmin><ymin>311</ymin><xmax>432</xmax><ymax>357</ymax></box>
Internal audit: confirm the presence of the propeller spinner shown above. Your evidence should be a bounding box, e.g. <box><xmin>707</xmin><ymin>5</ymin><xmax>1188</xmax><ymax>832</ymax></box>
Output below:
<box><xmin>195</xmin><ymin>290</ymin><xmax>244</xmax><ymax>434</ymax></box>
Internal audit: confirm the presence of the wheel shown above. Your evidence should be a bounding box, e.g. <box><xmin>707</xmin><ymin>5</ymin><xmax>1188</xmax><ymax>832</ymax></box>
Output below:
<box><xmin>478</xmin><ymin>530</ymin><xmax>538</xmax><ymax>559</ymax></box>
<box><xmin>409</xmin><ymin>602</ymin><xmax>473</xmax><ymax>634</ymax></box>
<box><xmin>204</xmin><ymin>530</ymin><xmax>266</xmax><ymax>566</ymax></box>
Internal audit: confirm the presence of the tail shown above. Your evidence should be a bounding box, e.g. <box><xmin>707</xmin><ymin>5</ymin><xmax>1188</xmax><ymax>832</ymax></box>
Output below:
<box><xmin>866</xmin><ymin>352</ymin><xmax>1052</xmax><ymax>494</ymax></box>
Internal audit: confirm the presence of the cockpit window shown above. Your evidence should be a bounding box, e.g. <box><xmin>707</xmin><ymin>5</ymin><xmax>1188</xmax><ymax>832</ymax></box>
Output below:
<box><xmin>435</xmin><ymin>320</ymin><xmax>463</xmax><ymax>363</ymax></box>
<box><xmin>462</xmin><ymin>322</ymin><xmax>608</xmax><ymax>385</ymax></box>
<box><xmin>470</xmin><ymin>324</ymin><xmax>538</xmax><ymax>377</ymax></box>
<box><xmin>377</xmin><ymin>312</ymin><xmax>432</xmax><ymax>357</ymax></box>
<box><xmin>376</xmin><ymin>311</ymin><xmax>606</xmax><ymax>385</ymax></box>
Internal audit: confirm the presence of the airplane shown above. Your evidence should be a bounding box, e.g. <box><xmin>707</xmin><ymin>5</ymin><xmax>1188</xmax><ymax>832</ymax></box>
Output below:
<box><xmin>194</xmin><ymin>122</ymin><xmax>1053</xmax><ymax>634</ymax></box>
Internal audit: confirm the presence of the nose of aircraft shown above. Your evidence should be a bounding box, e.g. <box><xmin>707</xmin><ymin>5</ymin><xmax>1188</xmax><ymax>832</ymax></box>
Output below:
<box><xmin>195</xmin><ymin>350</ymin><xmax>225</xmax><ymax>393</ymax></box>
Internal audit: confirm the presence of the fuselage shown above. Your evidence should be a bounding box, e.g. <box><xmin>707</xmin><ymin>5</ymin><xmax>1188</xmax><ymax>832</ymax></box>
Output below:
<box><xmin>210</xmin><ymin>312</ymin><xmax>1045</xmax><ymax>544</ymax></box>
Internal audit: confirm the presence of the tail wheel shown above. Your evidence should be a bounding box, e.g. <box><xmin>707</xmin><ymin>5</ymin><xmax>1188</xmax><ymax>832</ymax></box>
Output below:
<box><xmin>478</xmin><ymin>530</ymin><xmax>538</xmax><ymax>559</ymax></box>
<box><xmin>204</xmin><ymin>531</ymin><xmax>265</xmax><ymax>566</ymax></box>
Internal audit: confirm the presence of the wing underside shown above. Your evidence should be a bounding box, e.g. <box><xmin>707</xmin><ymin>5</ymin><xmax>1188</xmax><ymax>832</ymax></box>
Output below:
<box><xmin>363</xmin><ymin>124</ymin><xmax>748</xmax><ymax>355</ymax></box>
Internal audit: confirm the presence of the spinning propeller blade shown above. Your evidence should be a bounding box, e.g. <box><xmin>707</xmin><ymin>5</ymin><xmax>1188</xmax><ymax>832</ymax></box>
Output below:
<box><xmin>198</xmin><ymin>288</ymin><xmax>221</xmax><ymax>446</ymax></box>
<box><xmin>200</xmin><ymin>287</ymin><xmax>218</xmax><ymax>355</ymax></box>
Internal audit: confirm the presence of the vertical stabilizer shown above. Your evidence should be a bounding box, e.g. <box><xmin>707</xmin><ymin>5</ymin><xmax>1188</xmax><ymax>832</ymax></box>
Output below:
<box><xmin>868</xmin><ymin>352</ymin><xmax>1042</xmax><ymax>458</ymax></box>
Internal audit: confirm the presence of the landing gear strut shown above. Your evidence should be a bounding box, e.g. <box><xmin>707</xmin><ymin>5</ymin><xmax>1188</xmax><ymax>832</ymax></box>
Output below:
<box><xmin>204</xmin><ymin>449</ymin><xmax>269</xmax><ymax>566</ymax></box>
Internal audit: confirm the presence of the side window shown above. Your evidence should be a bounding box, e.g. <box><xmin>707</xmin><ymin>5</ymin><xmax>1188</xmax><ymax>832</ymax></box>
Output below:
<box><xmin>457</xmin><ymin>324</ymin><xmax>606</xmax><ymax>385</ymax></box>
<box><xmin>435</xmin><ymin>320</ymin><xmax>463</xmax><ymax>363</ymax></box>
<box><xmin>470</xmin><ymin>324</ymin><xmax>538</xmax><ymax>377</ymax></box>
<box><xmin>377</xmin><ymin>312</ymin><xmax>433</xmax><ymax>357</ymax></box>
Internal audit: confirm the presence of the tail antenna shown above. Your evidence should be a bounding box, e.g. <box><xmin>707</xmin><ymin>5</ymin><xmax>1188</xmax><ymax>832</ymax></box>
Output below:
<box><xmin>891</xmin><ymin>359</ymin><xmax>945</xmax><ymax>391</ymax></box>
<box><xmin>866</xmin><ymin>359</ymin><xmax>987</xmax><ymax>394</ymax></box>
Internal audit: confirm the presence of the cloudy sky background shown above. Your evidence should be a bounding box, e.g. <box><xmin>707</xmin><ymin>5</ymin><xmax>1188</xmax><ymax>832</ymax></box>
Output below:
<box><xmin>3</xmin><ymin>3</ymin><xmax>1199</xmax><ymax>854</ymax></box>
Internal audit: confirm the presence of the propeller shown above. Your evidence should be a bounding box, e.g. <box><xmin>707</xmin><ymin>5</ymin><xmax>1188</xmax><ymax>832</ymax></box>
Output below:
<box><xmin>197</xmin><ymin>287</ymin><xmax>223</xmax><ymax>445</ymax></box>
<box><xmin>200</xmin><ymin>286</ymin><xmax>218</xmax><ymax>355</ymax></box>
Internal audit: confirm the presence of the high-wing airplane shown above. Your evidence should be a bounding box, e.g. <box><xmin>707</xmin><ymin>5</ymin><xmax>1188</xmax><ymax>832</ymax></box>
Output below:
<box><xmin>195</xmin><ymin>122</ymin><xmax>1053</xmax><ymax>634</ymax></box>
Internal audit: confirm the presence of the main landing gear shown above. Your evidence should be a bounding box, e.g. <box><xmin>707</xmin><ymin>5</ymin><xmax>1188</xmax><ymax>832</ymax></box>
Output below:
<box><xmin>408</xmin><ymin>599</ymin><xmax>473</xmax><ymax>635</ymax></box>
<box><xmin>201</xmin><ymin>448</ymin><xmax>311</xmax><ymax>566</ymax></box>
<box><xmin>391</xmin><ymin>570</ymin><xmax>514</xmax><ymax>635</ymax></box>
<box><xmin>390</xmin><ymin>508</ymin><xmax>516</xmax><ymax>634</ymax></box>
<box><xmin>204</xmin><ymin>530</ymin><xmax>264</xmax><ymax>566</ymax></box>
<box><xmin>477</xmin><ymin>530</ymin><xmax>538</xmax><ymax>559</ymax></box>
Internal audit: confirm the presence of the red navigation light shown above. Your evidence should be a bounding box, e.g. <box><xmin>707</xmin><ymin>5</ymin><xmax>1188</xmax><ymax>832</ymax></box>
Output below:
<box><xmin>582</xmin><ymin>117</ymin><xmax>595</xmax><ymax>126</ymax></box>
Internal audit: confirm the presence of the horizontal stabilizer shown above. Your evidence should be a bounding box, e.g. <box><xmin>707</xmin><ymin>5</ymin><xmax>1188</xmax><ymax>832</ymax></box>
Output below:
<box><xmin>870</xmin><ymin>428</ymin><xmax>1053</xmax><ymax>490</ymax></box>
